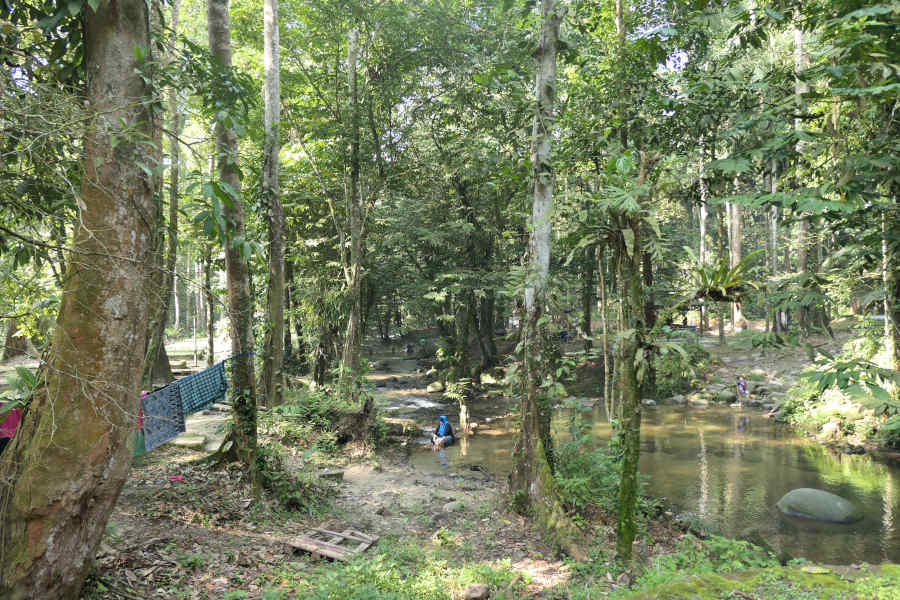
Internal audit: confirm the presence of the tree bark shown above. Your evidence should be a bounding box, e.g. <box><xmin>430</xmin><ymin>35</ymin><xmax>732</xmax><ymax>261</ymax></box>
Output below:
<box><xmin>581</xmin><ymin>246</ymin><xmax>595</xmax><ymax>351</ymax></box>
<box><xmin>0</xmin><ymin>2</ymin><xmax>156</xmax><ymax>596</ymax></box>
<box><xmin>339</xmin><ymin>26</ymin><xmax>363</xmax><ymax>406</ymax></box>
<box><xmin>509</xmin><ymin>0</ymin><xmax>582</xmax><ymax>559</ymax></box>
<box><xmin>259</xmin><ymin>0</ymin><xmax>284</xmax><ymax>407</ymax></box>
<box><xmin>208</xmin><ymin>0</ymin><xmax>257</xmax><ymax>469</ymax></box>
<box><xmin>614</xmin><ymin>152</ymin><xmax>649</xmax><ymax>562</ymax></box>
<box><xmin>204</xmin><ymin>244</ymin><xmax>215</xmax><ymax>366</ymax></box>
<box><xmin>727</xmin><ymin>196</ymin><xmax>744</xmax><ymax>330</ymax></box>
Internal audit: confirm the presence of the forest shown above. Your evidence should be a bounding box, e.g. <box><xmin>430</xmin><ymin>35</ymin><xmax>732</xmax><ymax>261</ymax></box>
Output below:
<box><xmin>0</xmin><ymin>0</ymin><xmax>898</xmax><ymax>598</ymax></box>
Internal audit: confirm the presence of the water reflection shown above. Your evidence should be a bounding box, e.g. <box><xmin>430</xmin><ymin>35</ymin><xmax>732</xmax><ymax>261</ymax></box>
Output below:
<box><xmin>410</xmin><ymin>404</ymin><xmax>900</xmax><ymax>564</ymax></box>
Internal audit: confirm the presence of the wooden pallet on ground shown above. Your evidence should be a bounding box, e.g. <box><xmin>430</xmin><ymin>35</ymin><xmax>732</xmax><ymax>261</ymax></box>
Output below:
<box><xmin>289</xmin><ymin>528</ymin><xmax>378</xmax><ymax>561</ymax></box>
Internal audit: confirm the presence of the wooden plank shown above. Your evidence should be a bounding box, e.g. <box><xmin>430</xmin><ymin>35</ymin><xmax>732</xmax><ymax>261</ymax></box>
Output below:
<box><xmin>310</xmin><ymin>527</ymin><xmax>377</xmax><ymax>545</ymax></box>
<box><xmin>290</xmin><ymin>537</ymin><xmax>354</xmax><ymax>561</ymax></box>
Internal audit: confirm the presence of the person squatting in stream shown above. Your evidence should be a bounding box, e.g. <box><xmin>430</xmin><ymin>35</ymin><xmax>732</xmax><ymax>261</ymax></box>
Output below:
<box><xmin>431</xmin><ymin>415</ymin><xmax>455</xmax><ymax>449</ymax></box>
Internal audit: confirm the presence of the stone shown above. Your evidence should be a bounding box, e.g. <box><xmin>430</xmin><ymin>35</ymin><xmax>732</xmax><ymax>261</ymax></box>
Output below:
<box><xmin>442</xmin><ymin>500</ymin><xmax>464</xmax><ymax>513</ymax></box>
<box><xmin>776</xmin><ymin>488</ymin><xmax>863</xmax><ymax>523</ymax></box>
<box><xmin>818</xmin><ymin>421</ymin><xmax>841</xmax><ymax>442</ymax></box>
<box><xmin>690</xmin><ymin>397</ymin><xmax>709</xmax><ymax>406</ymax></box>
<box><xmin>716</xmin><ymin>390</ymin><xmax>738</xmax><ymax>403</ymax></box>
<box><xmin>669</xmin><ymin>394</ymin><xmax>687</xmax><ymax>405</ymax></box>
<box><xmin>462</xmin><ymin>583</ymin><xmax>490</xmax><ymax>600</ymax></box>
<box><xmin>642</xmin><ymin>398</ymin><xmax>656</xmax><ymax>406</ymax></box>
<box><xmin>426</xmin><ymin>381</ymin><xmax>445</xmax><ymax>393</ymax></box>
<box><xmin>318</xmin><ymin>470</ymin><xmax>344</xmax><ymax>482</ymax></box>
<box><xmin>171</xmin><ymin>434</ymin><xmax>206</xmax><ymax>449</ymax></box>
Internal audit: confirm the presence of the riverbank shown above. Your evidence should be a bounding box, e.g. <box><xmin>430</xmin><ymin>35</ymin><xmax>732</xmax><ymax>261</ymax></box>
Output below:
<box><xmin>77</xmin><ymin>330</ymin><xmax>900</xmax><ymax>599</ymax></box>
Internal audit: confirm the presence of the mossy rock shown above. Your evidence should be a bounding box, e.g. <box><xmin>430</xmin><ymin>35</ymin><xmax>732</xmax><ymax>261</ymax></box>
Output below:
<box><xmin>776</xmin><ymin>488</ymin><xmax>863</xmax><ymax>523</ymax></box>
<box><xmin>716</xmin><ymin>390</ymin><xmax>738</xmax><ymax>403</ymax></box>
<box><xmin>748</xmin><ymin>368</ymin><xmax>767</xmax><ymax>380</ymax></box>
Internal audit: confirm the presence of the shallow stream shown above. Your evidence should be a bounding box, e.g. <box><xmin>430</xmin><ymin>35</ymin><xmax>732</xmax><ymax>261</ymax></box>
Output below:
<box><xmin>392</xmin><ymin>396</ymin><xmax>900</xmax><ymax>565</ymax></box>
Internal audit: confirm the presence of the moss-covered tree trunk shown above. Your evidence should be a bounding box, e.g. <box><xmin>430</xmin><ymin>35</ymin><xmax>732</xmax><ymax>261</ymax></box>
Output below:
<box><xmin>340</xmin><ymin>26</ymin><xmax>363</xmax><ymax>406</ymax></box>
<box><xmin>208</xmin><ymin>0</ymin><xmax>257</xmax><ymax>470</ymax></box>
<box><xmin>0</xmin><ymin>2</ymin><xmax>156</xmax><ymax>596</ymax></box>
<box><xmin>615</xmin><ymin>214</ymin><xmax>645</xmax><ymax>562</ymax></box>
<box><xmin>509</xmin><ymin>0</ymin><xmax>582</xmax><ymax>559</ymax></box>
<box><xmin>614</xmin><ymin>153</ymin><xmax>649</xmax><ymax>563</ymax></box>
<box><xmin>259</xmin><ymin>0</ymin><xmax>284</xmax><ymax>407</ymax></box>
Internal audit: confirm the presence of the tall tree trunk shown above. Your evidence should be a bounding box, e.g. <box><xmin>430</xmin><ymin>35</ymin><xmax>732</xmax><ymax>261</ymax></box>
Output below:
<box><xmin>208</xmin><ymin>0</ymin><xmax>257</xmax><ymax>470</ymax></box>
<box><xmin>727</xmin><ymin>196</ymin><xmax>744</xmax><ymax>330</ymax></box>
<box><xmin>204</xmin><ymin>244</ymin><xmax>214</xmax><ymax>366</ymax></box>
<box><xmin>698</xmin><ymin>142</ymin><xmax>709</xmax><ymax>335</ymax></box>
<box><xmin>509</xmin><ymin>0</ymin><xmax>581</xmax><ymax>559</ymax></box>
<box><xmin>283</xmin><ymin>258</ymin><xmax>293</xmax><ymax>359</ymax></box>
<box><xmin>140</xmin><ymin>1</ymin><xmax>172</xmax><ymax>390</ymax></box>
<box><xmin>794</xmin><ymin>22</ymin><xmax>811</xmax><ymax>333</ymax></box>
<box><xmin>884</xmin><ymin>199</ymin><xmax>900</xmax><ymax>393</ymax></box>
<box><xmin>716</xmin><ymin>203</ymin><xmax>726</xmax><ymax>345</ymax></box>
<box><xmin>340</xmin><ymin>26</ymin><xmax>363</xmax><ymax>405</ymax></box>
<box><xmin>598</xmin><ymin>247</ymin><xmax>614</xmax><ymax>419</ymax></box>
<box><xmin>0</xmin><ymin>2</ymin><xmax>156</xmax><ymax>596</ymax></box>
<box><xmin>259</xmin><ymin>0</ymin><xmax>284</xmax><ymax>407</ymax></box>
<box><xmin>641</xmin><ymin>249</ymin><xmax>656</xmax><ymax>396</ymax></box>
<box><xmin>615</xmin><ymin>153</ymin><xmax>649</xmax><ymax>562</ymax></box>
<box><xmin>581</xmin><ymin>246</ymin><xmax>595</xmax><ymax>351</ymax></box>
<box><xmin>768</xmin><ymin>160</ymin><xmax>780</xmax><ymax>332</ymax></box>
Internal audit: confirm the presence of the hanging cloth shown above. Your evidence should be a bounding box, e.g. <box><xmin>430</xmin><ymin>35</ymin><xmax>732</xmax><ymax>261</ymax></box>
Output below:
<box><xmin>176</xmin><ymin>360</ymin><xmax>229</xmax><ymax>416</ymax></box>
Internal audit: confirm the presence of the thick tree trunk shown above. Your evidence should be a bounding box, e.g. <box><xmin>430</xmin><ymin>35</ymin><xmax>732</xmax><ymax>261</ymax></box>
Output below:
<box><xmin>598</xmin><ymin>247</ymin><xmax>614</xmax><ymax>418</ymax></box>
<box><xmin>509</xmin><ymin>0</ymin><xmax>582</xmax><ymax>559</ymax></box>
<box><xmin>208</xmin><ymin>0</ymin><xmax>257</xmax><ymax>469</ymax></box>
<box><xmin>0</xmin><ymin>2</ymin><xmax>156</xmax><ymax>596</ymax></box>
<box><xmin>259</xmin><ymin>0</ymin><xmax>284</xmax><ymax>407</ymax></box>
<box><xmin>1</xmin><ymin>318</ymin><xmax>28</xmax><ymax>360</ymax></box>
<box><xmin>340</xmin><ymin>27</ymin><xmax>363</xmax><ymax>405</ymax></box>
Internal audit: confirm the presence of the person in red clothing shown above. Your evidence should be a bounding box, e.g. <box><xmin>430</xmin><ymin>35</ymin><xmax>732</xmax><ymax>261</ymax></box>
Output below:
<box><xmin>0</xmin><ymin>402</ymin><xmax>23</xmax><ymax>455</ymax></box>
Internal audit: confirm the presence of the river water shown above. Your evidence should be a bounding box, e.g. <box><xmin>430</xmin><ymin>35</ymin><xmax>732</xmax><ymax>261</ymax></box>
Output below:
<box><xmin>391</xmin><ymin>396</ymin><xmax>900</xmax><ymax>565</ymax></box>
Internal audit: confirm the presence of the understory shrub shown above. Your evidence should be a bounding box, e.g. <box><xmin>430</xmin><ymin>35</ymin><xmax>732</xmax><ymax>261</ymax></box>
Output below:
<box><xmin>653</xmin><ymin>329</ymin><xmax>709</xmax><ymax>396</ymax></box>
<box><xmin>256</xmin><ymin>442</ymin><xmax>335</xmax><ymax>514</ymax></box>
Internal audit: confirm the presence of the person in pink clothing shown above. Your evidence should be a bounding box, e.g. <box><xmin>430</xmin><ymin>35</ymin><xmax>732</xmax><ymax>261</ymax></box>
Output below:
<box><xmin>0</xmin><ymin>402</ymin><xmax>23</xmax><ymax>455</ymax></box>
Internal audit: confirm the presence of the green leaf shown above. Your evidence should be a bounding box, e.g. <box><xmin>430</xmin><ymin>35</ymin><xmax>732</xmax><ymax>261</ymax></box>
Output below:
<box><xmin>764</xmin><ymin>7</ymin><xmax>785</xmax><ymax>22</ymax></box>
<box><xmin>622</xmin><ymin>228</ymin><xmax>635</xmax><ymax>258</ymax></box>
<box><xmin>68</xmin><ymin>0</ymin><xmax>83</xmax><ymax>16</ymax></box>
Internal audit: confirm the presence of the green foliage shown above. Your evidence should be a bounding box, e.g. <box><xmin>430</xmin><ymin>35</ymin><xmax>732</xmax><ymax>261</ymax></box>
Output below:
<box><xmin>632</xmin><ymin>535</ymin><xmax>778</xmax><ymax>593</ymax></box>
<box><xmin>684</xmin><ymin>247</ymin><xmax>761</xmax><ymax>304</ymax></box>
<box><xmin>0</xmin><ymin>366</ymin><xmax>38</xmax><ymax>413</ymax></box>
<box><xmin>255</xmin><ymin>442</ymin><xmax>335</xmax><ymax>514</ymax></box>
<box><xmin>554</xmin><ymin>436</ymin><xmax>620</xmax><ymax>520</ymax></box>
<box><xmin>653</xmin><ymin>330</ymin><xmax>709</xmax><ymax>396</ymax></box>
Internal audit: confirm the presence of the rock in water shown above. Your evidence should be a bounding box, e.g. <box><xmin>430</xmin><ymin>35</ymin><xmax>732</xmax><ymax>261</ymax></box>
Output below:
<box><xmin>776</xmin><ymin>488</ymin><xmax>863</xmax><ymax>523</ymax></box>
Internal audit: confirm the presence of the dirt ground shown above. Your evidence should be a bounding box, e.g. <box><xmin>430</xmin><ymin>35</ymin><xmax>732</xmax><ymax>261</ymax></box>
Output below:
<box><xmin>80</xmin><ymin>323</ymin><xmax>873</xmax><ymax>599</ymax></box>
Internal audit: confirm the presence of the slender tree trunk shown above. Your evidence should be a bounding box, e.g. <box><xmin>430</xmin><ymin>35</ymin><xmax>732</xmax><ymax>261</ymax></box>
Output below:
<box><xmin>140</xmin><ymin>1</ymin><xmax>172</xmax><ymax>390</ymax></box>
<box><xmin>615</xmin><ymin>152</ymin><xmax>649</xmax><ymax>562</ymax></box>
<box><xmin>641</xmin><ymin>249</ymin><xmax>656</xmax><ymax>396</ymax></box>
<box><xmin>260</xmin><ymin>0</ymin><xmax>284</xmax><ymax>407</ymax></box>
<box><xmin>581</xmin><ymin>245</ymin><xmax>595</xmax><ymax>351</ymax></box>
<box><xmin>716</xmin><ymin>203</ymin><xmax>726</xmax><ymax>345</ymax></box>
<box><xmin>698</xmin><ymin>143</ymin><xmax>709</xmax><ymax>335</ymax></box>
<box><xmin>769</xmin><ymin>160</ymin><xmax>780</xmax><ymax>332</ymax></box>
<box><xmin>509</xmin><ymin>0</ymin><xmax>581</xmax><ymax>559</ymax></box>
<box><xmin>208</xmin><ymin>0</ymin><xmax>256</xmax><ymax>470</ymax></box>
<box><xmin>727</xmin><ymin>196</ymin><xmax>744</xmax><ymax>330</ymax></box>
<box><xmin>598</xmin><ymin>247</ymin><xmax>614</xmax><ymax>419</ymax></box>
<box><xmin>204</xmin><ymin>244</ymin><xmax>214</xmax><ymax>366</ymax></box>
<box><xmin>284</xmin><ymin>258</ymin><xmax>293</xmax><ymax>359</ymax></box>
<box><xmin>340</xmin><ymin>26</ymin><xmax>363</xmax><ymax>405</ymax></box>
<box><xmin>0</xmin><ymin>2</ymin><xmax>156</xmax><ymax>596</ymax></box>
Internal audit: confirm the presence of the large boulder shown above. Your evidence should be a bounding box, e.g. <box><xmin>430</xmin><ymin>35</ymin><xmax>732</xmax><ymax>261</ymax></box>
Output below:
<box><xmin>776</xmin><ymin>488</ymin><xmax>863</xmax><ymax>524</ymax></box>
<box><xmin>426</xmin><ymin>381</ymin><xmax>445</xmax><ymax>393</ymax></box>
